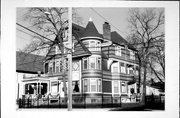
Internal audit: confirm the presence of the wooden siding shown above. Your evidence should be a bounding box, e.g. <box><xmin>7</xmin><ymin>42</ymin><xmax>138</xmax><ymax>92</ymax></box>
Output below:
<box><xmin>82</xmin><ymin>70</ymin><xmax>102</xmax><ymax>78</ymax></box>
<box><xmin>102</xmin><ymin>45</ymin><xmax>139</xmax><ymax>64</ymax></box>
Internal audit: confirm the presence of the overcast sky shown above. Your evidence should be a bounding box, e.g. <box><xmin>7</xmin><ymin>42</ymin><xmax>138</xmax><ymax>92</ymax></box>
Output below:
<box><xmin>16</xmin><ymin>7</ymin><xmax>131</xmax><ymax>51</ymax></box>
<box><xmin>74</xmin><ymin>8</ymin><xmax>130</xmax><ymax>37</ymax></box>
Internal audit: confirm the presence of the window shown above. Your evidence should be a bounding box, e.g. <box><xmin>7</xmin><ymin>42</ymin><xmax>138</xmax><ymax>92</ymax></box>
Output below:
<box><xmin>83</xmin><ymin>57</ymin><xmax>101</xmax><ymax>70</ymax></box>
<box><xmin>112</xmin><ymin>62</ymin><xmax>119</xmax><ymax>73</ymax></box>
<box><xmin>73</xmin><ymin>81</ymin><xmax>79</xmax><ymax>93</ymax></box>
<box><xmin>45</xmin><ymin>63</ymin><xmax>48</xmax><ymax>73</ymax></box>
<box><xmin>120</xmin><ymin>63</ymin><xmax>126</xmax><ymax>73</ymax></box>
<box><xmin>114</xmin><ymin>81</ymin><xmax>119</xmax><ymax>93</ymax></box>
<box><xmin>98</xmin><ymin>79</ymin><xmax>102</xmax><ymax>92</ymax></box>
<box><xmin>56</xmin><ymin>61</ymin><xmax>59</xmax><ymax>73</ymax></box>
<box><xmin>49</xmin><ymin>62</ymin><xmax>53</xmax><ymax>73</ymax></box>
<box><xmin>59</xmin><ymin>59</ymin><xmax>63</xmax><ymax>72</ymax></box>
<box><xmin>83</xmin><ymin>78</ymin><xmax>101</xmax><ymax>92</ymax></box>
<box><xmin>89</xmin><ymin>57</ymin><xmax>96</xmax><ymax>69</ymax></box>
<box><xmin>115</xmin><ymin>46</ymin><xmax>121</xmax><ymax>56</ymax></box>
<box><xmin>83</xmin><ymin>58</ymin><xmax>88</xmax><ymax>70</ymax></box>
<box><xmin>83</xmin><ymin>40</ymin><xmax>101</xmax><ymax>52</ymax></box>
<box><xmin>84</xmin><ymin>79</ymin><xmax>88</xmax><ymax>92</ymax></box>
<box><xmin>97</xmin><ymin>57</ymin><xmax>101</xmax><ymax>69</ymax></box>
<box><xmin>53</xmin><ymin>62</ymin><xmax>55</xmax><ymax>72</ymax></box>
<box><xmin>51</xmin><ymin>81</ymin><xmax>58</xmax><ymax>93</ymax></box>
<box><xmin>129</xmin><ymin>68</ymin><xmax>134</xmax><ymax>74</ymax></box>
<box><xmin>91</xmin><ymin>79</ymin><xmax>96</xmax><ymax>92</ymax></box>
<box><xmin>121</xmin><ymin>82</ymin><xmax>127</xmax><ymax>93</ymax></box>
<box><xmin>89</xmin><ymin>41</ymin><xmax>96</xmax><ymax>51</ymax></box>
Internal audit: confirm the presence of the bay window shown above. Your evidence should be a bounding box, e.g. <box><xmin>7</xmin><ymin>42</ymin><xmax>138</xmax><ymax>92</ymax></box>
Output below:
<box><xmin>90</xmin><ymin>79</ymin><xmax>96</xmax><ymax>92</ymax></box>
<box><xmin>84</xmin><ymin>79</ymin><xmax>88</xmax><ymax>92</ymax></box>
<box><xmin>89</xmin><ymin>41</ymin><xmax>96</xmax><ymax>51</ymax></box>
<box><xmin>83</xmin><ymin>56</ymin><xmax>101</xmax><ymax>70</ymax></box>
<box><xmin>98</xmin><ymin>79</ymin><xmax>102</xmax><ymax>92</ymax></box>
<box><xmin>83</xmin><ymin>40</ymin><xmax>101</xmax><ymax>52</ymax></box>
<box><xmin>83</xmin><ymin>78</ymin><xmax>102</xmax><ymax>92</ymax></box>
<box><xmin>89</xmin><ymin>57</ymin><xmax>96</xmax><ymax>69</ymax></box>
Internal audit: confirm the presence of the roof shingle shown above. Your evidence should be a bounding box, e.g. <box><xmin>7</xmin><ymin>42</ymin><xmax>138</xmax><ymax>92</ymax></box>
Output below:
<box><xmin>81</xmin><ymin>21</ymin><xmax>102</xmax><ymax>39</ymax></box>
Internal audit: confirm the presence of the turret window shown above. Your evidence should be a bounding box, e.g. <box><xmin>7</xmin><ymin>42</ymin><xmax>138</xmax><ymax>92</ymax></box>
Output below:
<box><xmin>83</xmin><ymin>40</ymin><xmax>101</xmax><ymax>52</ymax></box>
<box><xmin>83</xmin><ymin>56</ymin><xmax>101</xmax><ymax>70</ymax></box>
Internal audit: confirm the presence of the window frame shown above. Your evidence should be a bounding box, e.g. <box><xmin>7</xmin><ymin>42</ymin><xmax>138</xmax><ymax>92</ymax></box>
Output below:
<box><xmin>113</xmin><ymin>81</ymin><xmax>119</xmax><ymax>94</ymax></box>
<box><xmin>83</xmin><ymin>56</ymin><xmax>101</xmax><ymax>70</ymax></box>
<box><xmin>121</xmin><ymin>81</ymin><xmax>127</xmax><ymax>93</ymax></box>
<box><xmin>83</xmin><ymin>78</ymin><xmax>102</xmax><ymax>93</ymax></box>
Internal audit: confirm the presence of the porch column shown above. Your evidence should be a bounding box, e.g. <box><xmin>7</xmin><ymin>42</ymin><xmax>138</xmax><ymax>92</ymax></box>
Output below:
<box><xmin>134</xmin><ymin>83</ymin><xmax>137</xmax><ymax>93</ymax></box>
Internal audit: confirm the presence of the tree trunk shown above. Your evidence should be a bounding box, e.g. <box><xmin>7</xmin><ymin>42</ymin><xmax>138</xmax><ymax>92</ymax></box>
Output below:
<box><xmin>142</xmin><ymin>66</ymin><xmax>147</xmax><ymax>105</ymax></box>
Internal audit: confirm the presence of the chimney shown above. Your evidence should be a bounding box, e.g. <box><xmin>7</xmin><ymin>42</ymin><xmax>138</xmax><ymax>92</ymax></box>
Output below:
<box><xmin>103</xmin><ymin>22</ymin><xmax>111</xmax><ymax>41</ymax></box>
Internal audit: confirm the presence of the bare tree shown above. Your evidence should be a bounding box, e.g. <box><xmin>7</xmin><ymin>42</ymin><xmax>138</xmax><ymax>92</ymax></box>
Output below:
<box><xmin>17</xmin><ymin>7</ymin><xmax>71</xmax><ymax>98</ymax></box>
<box><xmin>127</xmin><ymin>8</ymin><xmax>165</xmax><ymax>104</ymax></box>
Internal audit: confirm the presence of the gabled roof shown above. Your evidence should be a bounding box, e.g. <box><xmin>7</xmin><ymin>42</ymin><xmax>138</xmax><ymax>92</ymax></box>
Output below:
<box><xmin>111</xmin><ymin>31</ymin><xmax>136</xmax><ymax>51</ymax></box>
<box><xmin>81</xmin><ymin>21</ymin><xmax>103</xmax><ymax>39</ymax></box>
<box><xmin>16</xmin><ymin>51</ymin><xmax>44</xmax><ymax>74</ymax></box>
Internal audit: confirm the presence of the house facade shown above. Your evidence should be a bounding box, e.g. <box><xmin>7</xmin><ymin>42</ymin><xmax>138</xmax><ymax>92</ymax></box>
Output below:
<box><xmin>17</xmin><ymin>18</ymin><xmax>139</xmax><ymax>104</ymax></box>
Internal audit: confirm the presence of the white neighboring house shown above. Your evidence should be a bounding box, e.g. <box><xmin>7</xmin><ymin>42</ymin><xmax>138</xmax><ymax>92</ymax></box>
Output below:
<box><xmin>140</xmin><ymin>83</ymin><xmax>164</xmax><ymax>96</ymax></box>
<box><xmin>16</xmin><ymin>51</ymin><xmax>44</xmax><ymax>99</ymax></box>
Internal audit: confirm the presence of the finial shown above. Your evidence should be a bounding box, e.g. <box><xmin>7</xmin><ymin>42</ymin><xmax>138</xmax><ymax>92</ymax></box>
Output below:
<box><xmin>89</xmin><ymin>17</ymin><xmax>93</xmax><ymax>22</ymax></box>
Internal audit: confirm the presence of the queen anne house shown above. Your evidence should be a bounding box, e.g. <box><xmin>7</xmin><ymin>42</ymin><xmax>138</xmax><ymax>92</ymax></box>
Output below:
<box><xmin>17</xmin><ymin>18</ymin><xmax>139</xmax><ymax>105</ymax></box>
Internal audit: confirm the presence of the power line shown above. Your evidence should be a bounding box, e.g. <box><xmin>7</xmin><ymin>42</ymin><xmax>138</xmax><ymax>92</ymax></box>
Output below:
<box><xmin>17</xmin><ymin>28</ymin><xmax>36</xmax><ymax>38</ymax></box>
<box><xmin>90</xmin><ymin>8</ymin><xmax>128</xmax><ymax>37</ymax></box>
<box><xmin>16</xmin><ymin>23</ymin><xmax>53</xmax><ymax>42</ymax></box>
<box><xmin>16</xmin><ymin>23</ymin><xmax>71</xmax><ymax>51</ymax></box>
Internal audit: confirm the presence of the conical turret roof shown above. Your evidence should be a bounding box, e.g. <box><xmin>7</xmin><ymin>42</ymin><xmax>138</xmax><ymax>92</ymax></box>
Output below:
<box><xmin>81</xmin><ymin>18</ymin><xmax>103</xmax><ymax>39</ymax></box>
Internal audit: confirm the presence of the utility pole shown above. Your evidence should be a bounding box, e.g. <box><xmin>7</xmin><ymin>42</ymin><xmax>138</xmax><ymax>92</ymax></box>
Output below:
<box><xmin>67</xmin><ymin>7</ymin><xmax>72</xmax><ymax>111</ymax></box>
